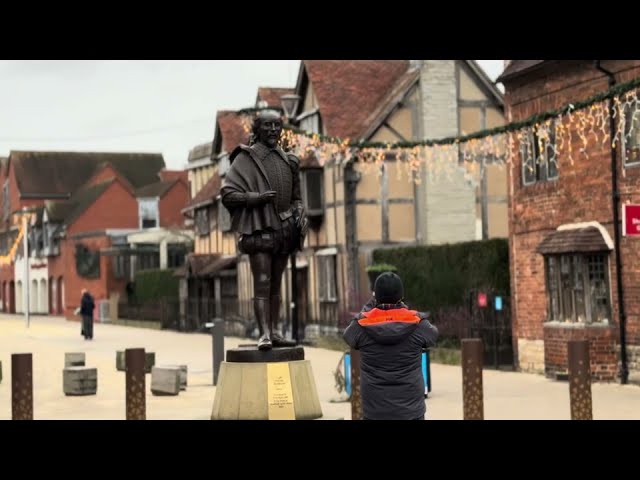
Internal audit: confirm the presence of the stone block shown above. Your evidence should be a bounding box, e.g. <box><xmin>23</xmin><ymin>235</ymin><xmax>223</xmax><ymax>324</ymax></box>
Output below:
<box><xmin>63</xmin><ymin>367</ymin><xmax>97</xmax><ymax>396</ymax></box>
<box><xmin>151</xmin><ymin>366</ymin><xmax>180</xmax><ymax>396</ymax></box>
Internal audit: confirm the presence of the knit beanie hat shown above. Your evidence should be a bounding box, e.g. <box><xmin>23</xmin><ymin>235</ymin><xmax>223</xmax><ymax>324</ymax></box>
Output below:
<box><xmin>374</xmin><ymin>272</ymin><xmax>404</xmax><ymax>304</ymax></box>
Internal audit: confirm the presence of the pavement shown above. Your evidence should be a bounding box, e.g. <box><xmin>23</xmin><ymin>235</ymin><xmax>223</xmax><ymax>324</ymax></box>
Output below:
<box><xmin>1</xmin><ymin>313</ymin><xmax>639</xmax><ymax>420</ymax></box>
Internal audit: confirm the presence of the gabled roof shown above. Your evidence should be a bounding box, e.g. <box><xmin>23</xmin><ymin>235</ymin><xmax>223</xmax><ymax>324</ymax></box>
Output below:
<box><xmin>9</xmin><ymin>151</ymin><xmax>165</xmax><ymax>198</ymax></box>
<box><xmin>360</xmin><ymin>68</ymin><xmax>420</xmax><ymax>140</ymax></box>
<box><xmin>463</xmin><ymin>60</ymin><xmax>504</xmax><ymax>107</ymax></box>
<box><xmin>182</xmin><ymin>171</ymin><xmax>222</xmax><ymax>212</ymax></box>
<box><xmin>213</xmin><ymin>111</ymin><xmax>249</xmax><ymax>156</ymax></box>
<box><xmin>158</xmin><ymin>169</ymin><xmax>187</xmax><ymax>183</ymax></box>
<box><xmin>135</xmin><ymin>180</ymin><xmax>178</xmax><ymax>199</ymax></box>
<box><xmin>46</xmin><ymin>179</ymin><xmax>115</xmax><ymax>226</ymax></box>
<box><xmin>188</xmin><ymin>142</ymin><xmax>213</xmax><ymax>163</ymax></box>
<box><xmin>496</xmin><ymin>60</ymin><xmax>547</xmax><ymax>83</ymax></box>
<box><xmin>256</xmin><ymin>87</ymin><xmax>294</xmax><ymax>108</ymax></box>
<box><xmin>300</xmin><ymin>60</ymin><xmax>411</xmax><ymax>139</ymax></box>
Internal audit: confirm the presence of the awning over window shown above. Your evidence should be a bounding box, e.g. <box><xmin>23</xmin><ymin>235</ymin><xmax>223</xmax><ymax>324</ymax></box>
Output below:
<box><xmin>537</xmin><ymin>225</ymin><xmax>613</xmax><ymax>255</ymax></box>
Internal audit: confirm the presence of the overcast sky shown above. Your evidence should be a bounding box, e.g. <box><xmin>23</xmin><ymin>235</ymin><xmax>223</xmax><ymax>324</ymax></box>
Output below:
<box><xmin>0</xmin><ymin>60</ymin><xmax>504</xmax><ymax>171</ymax></box>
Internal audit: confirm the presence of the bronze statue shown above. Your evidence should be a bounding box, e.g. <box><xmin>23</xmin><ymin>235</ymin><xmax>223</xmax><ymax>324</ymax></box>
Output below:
<box><xmin>221</xmin><ymin>110</ymin><xmax>308</xmax><ymax>350</ymax></box>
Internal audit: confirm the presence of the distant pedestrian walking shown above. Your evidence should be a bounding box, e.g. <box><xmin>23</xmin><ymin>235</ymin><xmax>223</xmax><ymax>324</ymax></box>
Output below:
<box><xmin>343</xmin><ymin>272</ymin><xmax>438</xmax><ymax>420</ymax></box>
<box><xmin>79</xmin><ymin>288</ymin><xmax>95</xmax><ymax>340</ymax></box>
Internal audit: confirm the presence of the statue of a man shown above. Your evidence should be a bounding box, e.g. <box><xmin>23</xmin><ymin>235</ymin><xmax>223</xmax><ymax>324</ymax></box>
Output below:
<box><xmin>221</xmin><ymin>110</ymin><xmax>308</xmax><ymax>350</ymax></box>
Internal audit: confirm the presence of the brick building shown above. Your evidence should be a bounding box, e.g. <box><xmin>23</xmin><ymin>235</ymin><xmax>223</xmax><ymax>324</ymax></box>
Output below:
<box><xmin>499</xmin><ymin>60</ymin><xmax>640</xmax><ymax>383</ymax></box>
<box><xmin>0</xmin><ymin>151</ymin><xmax>189</xmax><ymax>318</ymax></box>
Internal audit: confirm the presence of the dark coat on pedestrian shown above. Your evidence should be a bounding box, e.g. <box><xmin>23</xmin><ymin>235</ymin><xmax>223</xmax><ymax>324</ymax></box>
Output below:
<box><xmin>343</xmin><ymin>302</ymin><xmax>438</xmax><ymax>420</ymax></box>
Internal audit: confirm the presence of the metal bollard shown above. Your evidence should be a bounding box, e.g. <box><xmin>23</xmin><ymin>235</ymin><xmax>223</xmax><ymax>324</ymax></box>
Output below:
<box><xmin>462</xmin><ymin>338</ymin><xmax>484</xmax><ymax>420</ymax></box>
<box><xmin>125</xmin><ymin>348</ymin><xmax>146</xmax><ymax>420</ymax></box>
<box><xmin>568</xmin><ymin>340</ymin><xmax>593</xmax><ymax>420</ymax></box>
<box><xmin>12</xmin><ymin>353</ymin><xmax>33</xmax><ymax>420</ymax></box>
<box><xmin>349</xmin><ymin>348</ymin><xmax>362</xmax><ymax>420</ymax></box>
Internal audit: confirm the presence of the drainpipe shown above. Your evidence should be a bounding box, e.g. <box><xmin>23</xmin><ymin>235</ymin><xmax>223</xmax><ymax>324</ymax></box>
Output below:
<box><xmin>595</xmin><ymin>60</ymin><xmax>628</xmax><ymax>384</ymax></box>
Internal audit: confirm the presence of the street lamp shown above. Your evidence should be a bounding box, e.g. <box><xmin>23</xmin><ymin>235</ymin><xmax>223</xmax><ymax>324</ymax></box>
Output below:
<box><xmin>281</xmin><ymin>94</ymin><xmax>301</xmax><ymax>343</ymax></box>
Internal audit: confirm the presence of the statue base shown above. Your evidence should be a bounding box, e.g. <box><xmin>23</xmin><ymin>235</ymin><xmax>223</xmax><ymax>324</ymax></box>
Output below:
<box><xmin>211</xmin><ymin>346</ymin><xmax>323</xmax><ymax>420</ymax></box>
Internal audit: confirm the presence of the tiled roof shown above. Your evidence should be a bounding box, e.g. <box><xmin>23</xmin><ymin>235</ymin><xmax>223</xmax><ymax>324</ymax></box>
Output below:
<box><xmin>257</xmin><ymin>87</ymin><xmax>294</xmax><ymax>108</ymax></box>
<box><xmin>303</xmin><ymin>60</ymin><xmax>410</xmax><ymax>139</ymax></box>
<box><xmin>217</xmin><ymin>111</ymin><xmax>250</xmax><ymax>153</ymax></box>
<box><xmin>9</xmin><ymin>151</ymin><xmax>165</xmax><ymax>197</ymax></box>
<box><xmin>496</xmin><ymin>60</ymin><xmax>547</xmax><ymax>83</ymax></box>
<box><xmin>537</xmin><ymin>227</ymin><xmax>612</xmax><ymax>254</ymax></box>
<box><xmin>183</xmin><ymin>172</ymin><xmax>222</xmax><ymax>212</ymax></box>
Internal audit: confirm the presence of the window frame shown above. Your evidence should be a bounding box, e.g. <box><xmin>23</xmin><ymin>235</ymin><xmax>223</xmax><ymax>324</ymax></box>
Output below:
<box><xmin>622</xmin><ymin>99</ymin><xmax>640</xmax><ymax>167</ymax></box>
<box><xmin>300</xmin><ymin>168</ymin><xmax>324</xmax><ymax>217</ymax></box>
<box><xmin>544</xmin><ymin>252</ymin><xmax>611</xmax><ymax>324</ymax></box>
<box><xmin>521</xmin><ymin>123</ymin><xmax>558</xmax><ymax>186</ymax></box>
<box><xmin>317</xmin><ymin>254</ymin><xmax>338</xmax><ymax>303</ymax></box>
<box><xmin>138</xmin><ymin>197</ymin><xmax>160</xmax><ymax>229</ymax></box>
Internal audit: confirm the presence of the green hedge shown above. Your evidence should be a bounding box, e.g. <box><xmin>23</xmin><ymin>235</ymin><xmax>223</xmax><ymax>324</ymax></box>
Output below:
<box><xmin>372</xmin><ymin>239</ymin><xmax>509</xmax><ymax>311</ymax></box>
<box><xmin>133</xmin><ymin>269</ymin><xmax>179</xmax><ymax>303</ymax></box>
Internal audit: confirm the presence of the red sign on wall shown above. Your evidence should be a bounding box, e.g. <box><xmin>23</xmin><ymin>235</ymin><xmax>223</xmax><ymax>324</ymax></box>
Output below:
<box><xmin>478</xmin><ymin>292</ymin><xmax>488</xmax><ymax>308</ymax></box>
<box><xmin>623</xmin><ymin>204</ymin><xmax>640</xmax><ymax>237</ymax></box>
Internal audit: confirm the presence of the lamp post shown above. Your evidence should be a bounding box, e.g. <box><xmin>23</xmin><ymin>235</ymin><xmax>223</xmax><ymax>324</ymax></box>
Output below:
<box><xmin>281</xmin><ymin>94</ymin><xmax>301</xmax><ymax>342</ymax></box>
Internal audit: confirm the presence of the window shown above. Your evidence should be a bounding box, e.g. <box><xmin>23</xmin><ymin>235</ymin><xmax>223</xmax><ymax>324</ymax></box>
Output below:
<box><xmin>218</xmin><ymin>153</ymin><xmax>230</xmax><ymax>177</ymax></box>
<box><xmin>167</xmin><ymin>243</ymin><xmax>188</xmax><ymax>268</ymax></box>
<box><xmin>623</xmin><ymin>99</ymin><xmax>640</xmax><ymax>166</ymax></box>
<box><xmin>113</xmin><ymin>254</ymin><xmax>131</xmax><ymax>279</ymax></box>
<box><xmin>298</xmin><ymin>110</ymin><xmax>321</xmax><ymax>134</ymax></box>
<box><xmin>317</xmin><ymin>254</ymin><xmax>337</xmax><ymax>302</ymax></box>
<box><xmin>138</xmin><ymin>198</ymin><xmax>159</xmax><ymax>229</ymax></box>
<box><xmin>219</xmin><ymin>198</ymin><xmax>231</xmax><ymax>232</ymax></box>
<box><xmin>521</xmin><ymin>124</ymin><xmax>558</xmax><ymax>185</ymax></box>
<box><xmin>301</xmin><ymin>168</ymin><xmax>324</xmax><ymax>217</ymax></box>
<box><xmin>545</xmin><ymin>253</ymin><xmax>611</xmax><ymax>324</ymax></box>
<box><xmin>195</xmin><ymin>208</ymin><xmax>209</xmax><ymax>236</ymax></box>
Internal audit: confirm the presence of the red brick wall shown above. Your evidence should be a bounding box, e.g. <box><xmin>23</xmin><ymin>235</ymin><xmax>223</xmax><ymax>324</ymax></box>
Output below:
<box><xmin>544</xmin><ymin>326</ymin><xmax>617</xmax><ymax>381</ymax></box>
<box><xmin>505</xmin><ymin>60</ymin><xmax>640</xmax><ymax>378</ymax></box>
<box><xmin>159</xmin><ymin>181</ymin><xmax>188</xmax><ymax>228</ymax></box>
<box><xmin>67</xmin><ymin>181</ymin><xmax>138</xmax><ymax>235</ymax></box>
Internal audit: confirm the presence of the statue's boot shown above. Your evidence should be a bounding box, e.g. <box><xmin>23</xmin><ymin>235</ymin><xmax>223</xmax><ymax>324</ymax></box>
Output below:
<box><xmin>270</xmin><ymin>295</ymin><xmax>296</xmax><ymax>347</ymax></box>
<box><xmin>254</xmin><ymin>297</ymin><xmax>272</xmax><ymax>350</ymax></box>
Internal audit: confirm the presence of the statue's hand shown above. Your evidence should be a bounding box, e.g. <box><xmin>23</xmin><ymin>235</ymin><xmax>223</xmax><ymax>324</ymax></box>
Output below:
<box><xmin>258</xmin><ymin>190</ymin><xmax>277</xmax><ymax>203</ymax></box>
<box><xmin>247</xmin><ymin>191</ymin><xmax>276</xmax><ymax>207</ymax></box>
<box><xmin>297</xmin><ymin>212</ymin><xmax>309</xmax><ymax>239</ymax></box>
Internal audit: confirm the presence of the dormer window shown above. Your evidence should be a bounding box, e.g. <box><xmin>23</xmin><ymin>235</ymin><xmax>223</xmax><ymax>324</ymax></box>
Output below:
<box><xmin>300</xmin><ymin>168</ymin><xmax>324</xmax><ymax>217</ymax></box>
<box><xmin>138</xmin><ymin>198</ymin><xmax>159</xmax><ymax>229</ymax></box>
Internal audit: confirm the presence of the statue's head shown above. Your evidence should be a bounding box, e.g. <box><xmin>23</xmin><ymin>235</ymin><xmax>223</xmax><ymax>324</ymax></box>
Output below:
<box><xmin>252</xmin><ymin>110</ymin><xmax>283</xmax><ymax>148</ymax></box>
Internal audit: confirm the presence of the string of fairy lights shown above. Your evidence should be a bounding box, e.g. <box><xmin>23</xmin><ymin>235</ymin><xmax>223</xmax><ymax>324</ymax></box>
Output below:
<box><xmin>239</xmin><ymin>76</ymin><xmax>640</xmax><ymax>184</ymax></box>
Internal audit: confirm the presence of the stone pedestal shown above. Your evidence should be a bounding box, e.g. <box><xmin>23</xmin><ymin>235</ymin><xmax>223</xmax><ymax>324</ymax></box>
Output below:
<box><xmin>211</xmin><ymin>346</ymin><xmax>323</xmax><ymax>420</ymax></box>
<box><xmin>63</xmin><ymin>367</ymin><xmax>98</xmax><ymax>396</ymax></box>
<box><xmin>162</xmin><ymin>364</ymin><xmax>187</xmax><ymax>390</ymax></box>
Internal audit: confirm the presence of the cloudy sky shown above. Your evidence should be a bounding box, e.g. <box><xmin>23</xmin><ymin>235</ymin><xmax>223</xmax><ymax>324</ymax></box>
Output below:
<box><xmin>0</xmin><ymin>60</ymin><xmax>504</xmax><ymax>171</ymax></box>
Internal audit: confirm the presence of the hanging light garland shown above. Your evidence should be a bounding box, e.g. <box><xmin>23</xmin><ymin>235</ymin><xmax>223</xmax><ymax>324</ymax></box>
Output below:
<box><xmin>235</xmin><ymin>76</ymin><xmax>640</xmax><ymax>185</ymax></box>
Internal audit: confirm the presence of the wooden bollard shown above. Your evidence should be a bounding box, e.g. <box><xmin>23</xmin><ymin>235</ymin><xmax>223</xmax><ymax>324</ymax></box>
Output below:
<box><xmin>568</xmin><ymin>340</ymin><xmax>593</xmax><ymax>420</ymax></box>
<box><xmin>125</xmin><ymin>348</ymin><xmax>146</xmax><ymax>420</ymax></box>
<box><xmin>349</xmin><ymin>348</ymin><xmax>362</xmax><ymax>420</ymax></box>
<box><xmin>12</xmin><ymin>353</ymin><xmax>33</xmax><ymax>420</ymax></box>
<box><xmin>462</xmin><ymin>338</ymin><xmax>484</xmax><ymax>420</ymax></box>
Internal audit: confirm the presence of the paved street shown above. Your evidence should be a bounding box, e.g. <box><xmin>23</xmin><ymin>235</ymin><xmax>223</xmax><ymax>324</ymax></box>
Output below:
<box><xmin>1</xmin><ymin>314</ymin><xmax>639</xmax><ymax>420</ymax></box>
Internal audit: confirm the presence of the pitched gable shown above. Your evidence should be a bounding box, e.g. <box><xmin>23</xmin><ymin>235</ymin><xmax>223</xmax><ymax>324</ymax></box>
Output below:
<box><xmin>302</xmin><ymin>60</ymin><xmax>410</xmax><ymax>139</ymax></box>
